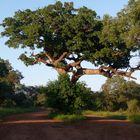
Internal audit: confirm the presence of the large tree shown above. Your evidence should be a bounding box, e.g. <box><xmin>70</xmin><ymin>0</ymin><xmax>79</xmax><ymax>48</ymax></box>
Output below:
<box><xmin>1</xmin><ymin>1</ymin><xmax>140</xmax><ymax>83</ymax></box>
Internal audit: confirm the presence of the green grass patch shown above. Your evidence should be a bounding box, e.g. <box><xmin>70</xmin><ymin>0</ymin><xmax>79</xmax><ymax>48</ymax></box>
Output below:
<box><xmin>54</xmin><ymin>114</ymin><xmax>86</xmax><ymax>122</ymax></box>
<box><xmin>0</xmin><ymin>107</ymin><xmax>39</xmax><ymax>118</ymax></box>
<box><xmin>128</xmin><ymin>114</ymin><xmax>140</xmax><ymax>124</ymax></box>
<box><xmin>82</xmin><ymin>110</ymin><xmax>127</xmax><ymax>120</ymax></box>
<box><xmin>48</xmin><ymin>112</ymin><xmax>86</xmax><ymax>122</ymax></box>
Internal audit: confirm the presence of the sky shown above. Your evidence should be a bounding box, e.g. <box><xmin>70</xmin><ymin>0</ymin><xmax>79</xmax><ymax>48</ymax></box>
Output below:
<box><xmin>0</xmin><ymin>0</ymin><xmax>139</xmax><ymax>91</ymax></box>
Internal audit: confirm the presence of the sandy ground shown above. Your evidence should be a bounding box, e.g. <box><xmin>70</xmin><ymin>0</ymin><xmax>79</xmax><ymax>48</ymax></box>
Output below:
<box><xmin>0</xmin><ymin>111</ymin><xmax>140</xmax><ymax>140</ymax></box>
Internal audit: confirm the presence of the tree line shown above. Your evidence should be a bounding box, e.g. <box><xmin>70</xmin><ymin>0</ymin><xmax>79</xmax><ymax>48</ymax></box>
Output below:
<box><xmin>1</xmin><ymin>57</ymin><xmax>140</xmax><ymax>114</ymax></box>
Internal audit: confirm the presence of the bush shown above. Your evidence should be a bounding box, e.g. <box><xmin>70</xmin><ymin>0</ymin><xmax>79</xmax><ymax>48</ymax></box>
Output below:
<box><xmin>46</xmin><ymin>74</ymin><xmax>93</xmax><ymax>114</ymax></box>
<box><xmin>127</xmin><ymin>99</ymin><xmax>140</xmax><ymax>114</ymax></box>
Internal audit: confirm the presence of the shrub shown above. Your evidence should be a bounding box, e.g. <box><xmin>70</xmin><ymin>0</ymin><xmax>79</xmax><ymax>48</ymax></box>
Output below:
<box><xmin>46</xmin><ymin>74</ymin><xmax>93</xmax><ymax>114</ymax></box>
<box><xmin>127</xmin><ymin>99</ymin><xmax>140</xmax><ymax>114</ymax></box>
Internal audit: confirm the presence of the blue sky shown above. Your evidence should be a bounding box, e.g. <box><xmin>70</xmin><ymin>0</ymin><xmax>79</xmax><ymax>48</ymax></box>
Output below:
<box><xmin>0</xmin><ymin>0</ymin><xmax>139</xmax><ymax>91</ymax></box>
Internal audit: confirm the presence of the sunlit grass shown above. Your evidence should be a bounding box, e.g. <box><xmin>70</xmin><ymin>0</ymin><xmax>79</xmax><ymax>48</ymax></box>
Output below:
<box><xmin>83</xmin><ymin>110</ymin><xmax>140</xmax><ymax>124</ymax></box>
<box><xmin>48</xmin><ymin>112</ymin><xmax>86</xmax><ymax>122</ymax></box>
<box><xmin>54</xmin><ymin>114</ymin><xmax>86</xmax><ymax>122</ymax></box>
<box><xmin>82</xmin><ymin>110</ymin><xmax>127</xmax><ymax>120</ymax></box>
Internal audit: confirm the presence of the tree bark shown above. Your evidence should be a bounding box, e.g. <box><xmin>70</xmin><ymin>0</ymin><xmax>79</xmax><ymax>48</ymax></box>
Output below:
<box><xmin>31</xmin><ymin>52</ymin><xmax>138</xmax><ymax>84</ymax></box>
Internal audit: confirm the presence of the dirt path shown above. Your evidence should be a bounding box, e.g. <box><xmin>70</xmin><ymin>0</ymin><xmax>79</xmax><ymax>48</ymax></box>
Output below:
<box><xmin>0</xmin><ymin>111</ymin><xmax>140</xmax><ymax>140</ymax></box>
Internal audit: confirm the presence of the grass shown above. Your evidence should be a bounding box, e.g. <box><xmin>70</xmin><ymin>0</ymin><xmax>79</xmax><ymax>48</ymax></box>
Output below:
<box><xmin>54</xmin><ymin>114</ymin><xmax>86</xmax><ymax>122</ymax></box>
<box><xmin>128</xmin><ymin>114</ymin><xmax>140</xmax><ymax>123</ymax></box>
<box><xmin>83</xmin><ymin>110</ymin><xmax>140</xmax><ymax>124</ymax></box>
<box><xmin>82</xmin><ymin>110</ymin><xmax>127</xmax><ymax>120</ymax></box>
<box><xmin>0</xmin><ymin>107</ymin><xmax>39</xmax><ymax>118</ymax></box>
<box><xmin>48</xmin><ymin>112</ymin><xmax>86</xmax><ymax>122</ymax></box>
<box><xmin>1</xmin><ymin>107</ymin><xmax>140</xmax><ymax>124</ymax></box>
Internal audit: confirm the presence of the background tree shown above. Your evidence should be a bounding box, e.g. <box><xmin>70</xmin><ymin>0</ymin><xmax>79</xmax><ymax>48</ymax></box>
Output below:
<box><xmin>101</xmin><ymin>76</ymin><xmax>140</xmax><ymax>111</ymax></box>
<box><xmin>0</xmin><ymin>58</ymin><xmax>23</xmax><ymax>107</ymax></box>
<box><xmin>1</xmin><ymin>1</ymin><xmax>140</xmax><ymax>84</ymax></box>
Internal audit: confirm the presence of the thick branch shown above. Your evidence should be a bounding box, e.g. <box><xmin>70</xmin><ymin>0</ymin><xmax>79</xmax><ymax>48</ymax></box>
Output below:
<box><xmin>71</xmin><ymin>65</ymin><xmax>139</xmax><ymax>84</ymax></box>
<box><xmin>45</xmin><ymin>53</ymin><xmax>54</xmax><ymax>63</ymax></box>
<box><xmin>36</xmin><ymin>58</ymin><xmax>54</xmax><ymax>67</ymax></box>
<box><xmin>71</xmin><ymin>68</ymin><xmax>111</xmax><ymax>84</ymax></box>
<box><xmin>54</xmin><ymin>52</ymin><xmax>68</xmax><ymax>65</ymax></box>
<box><xmin>55</xmin><ymin>68</ymin><xmax>67</xmax><ymax>74</ymax></box>
<box><xmin>32</xmin><ymin>52</ymin><xmax>139</xmax><ymax>83</ymax></box>
<box><xmin>116</xmin><ymin>70</ymin><xmax>136</xmax><ymax>80</ymax></box>
<box><xmin>131</xmin><ymin>65</ymin><xmax>140</xmax><ymax>72</ymax></box>
<box><xmin>100</xmin><ymin>66</ymin><xmax>137</xmax><ymax>80</ymax></box>
<box><xmin>70</xmin><ymin>60</ymin><xmax>82</xmax><ymax>68</ymax></box>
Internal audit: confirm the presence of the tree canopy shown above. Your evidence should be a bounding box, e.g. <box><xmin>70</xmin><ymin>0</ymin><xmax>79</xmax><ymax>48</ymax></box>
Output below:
<box><xmin>1</xmin><ymin>1</ymin><xmax>140</xmax><ymax>83</ymax></box>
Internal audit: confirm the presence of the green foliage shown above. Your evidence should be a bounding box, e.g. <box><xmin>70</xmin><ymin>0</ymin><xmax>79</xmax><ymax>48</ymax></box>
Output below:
<box><xmin>1</xmin><ymin>1</ymin><xmax>139</xmax><ymax>71</ymax></box>
<box><xmin>127</xmin><ymin>99</ymin><xmax>140</xmax><ymax>114</ymax></box>
<box><xmin>100</xmin><ymin>76</ymin><xmax>140</xmax><ymax>111</ymax></box>
<box><xmin>1</xmin><ymin>99</ymin><xmax>16</xmax><ymax>108</ymax></box>
<box><xmin>0</xmin><ymin>58</ymin><xmax>11</xmax><ymax>77</ymax></box>
<box><xmin>117</xmin><ymin>0</ymin><xmax>140</xmax><ymax>48</ymax></box>
<box><xmin>1</xmin><ymin>2</ymin><xmax>101</xmax><ymax>65</ymax></box>
<box><xmin>13</xmin><ymin>92</ymin><xmax>32</xmax><ymax>107</ymax></box>
<box><xmin>46</xmin><ymin>74</ymin><xmax>93</xmax><ymax>114</ymax></box>
<box><xmin>0</xmin><ymin>58</ymin><xmax>36</xmax><ymax>108</ymax></box>
<box><xmin>0</xmin><ymin>58</ymin><xmax>24</xmax><ymax>107</ymax></box>
<box><xmin>82</xmin><ymin>110</ymin><xmax>127</xmax><ymax>120</ymax></box>
<box><xmin>0</xmin><ymin>81</ymin><xmax>14</xmax><ymax>102</ymax></box>
<box><xmin>0</xmin><ymin>58</ymin><xmax>23</xmax><ymax>85</ymax></box>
